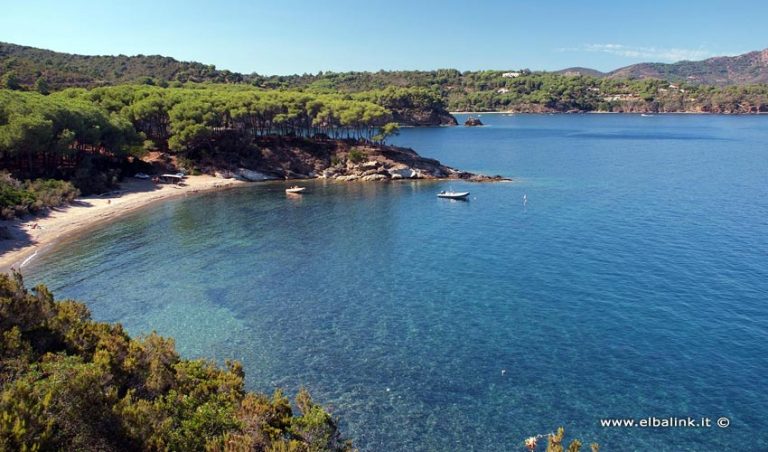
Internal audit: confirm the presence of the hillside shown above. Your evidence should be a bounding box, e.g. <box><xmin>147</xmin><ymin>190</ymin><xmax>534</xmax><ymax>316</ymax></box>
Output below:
<box><xmin>607</xmin><ymin>49</ymin><xmax>768</xmax><ymax>85</ymax></box>
<box><xmin>555</xmin><ymin>67</ymin><xmax>605</xmax><ymax>78</ymax></box>
<box><xmin>0</xmin><ymin>42</ymin><xmax>242</xmax><ymax>89</ymax></box>
<box><xmin>2</xmin><ymin>42</ymin><xmax>768</xmax><ymax>114</ymax></box>
<box><xmin>5</xmin><ymin>41</ymin><xmax>768</xmax><ymax>92</ymax></box>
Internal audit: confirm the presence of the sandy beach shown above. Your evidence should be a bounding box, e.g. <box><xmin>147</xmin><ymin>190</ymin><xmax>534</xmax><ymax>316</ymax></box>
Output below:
<box><xmin>0</xmin><ymin>175</ymin><xmax>248</xmax><ymax>272</ymax></box>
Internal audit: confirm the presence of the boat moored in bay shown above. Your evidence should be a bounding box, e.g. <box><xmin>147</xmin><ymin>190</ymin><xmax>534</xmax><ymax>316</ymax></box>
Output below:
<box><xmin>437</xmin><ymin>190</ymin><xmax>470</xmax><ymax>199</ymax></box>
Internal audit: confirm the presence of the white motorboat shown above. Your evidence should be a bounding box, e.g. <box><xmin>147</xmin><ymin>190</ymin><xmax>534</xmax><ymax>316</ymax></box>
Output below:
<box><xmin>286</xmin><ymin>186</ymin><xmax>306</xmax><ymax>194</ymax></box>
<box><xmin>437</xmin><ymin>190</ymin><xmax>470</xmax><ymax>199</ymax></box>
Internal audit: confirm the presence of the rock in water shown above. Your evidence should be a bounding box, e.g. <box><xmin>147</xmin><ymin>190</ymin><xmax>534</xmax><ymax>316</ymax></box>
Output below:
<box><xmin>464</xmin><ymin>117</ymin><xmax>483</xmax><ymax>126</ymax></box>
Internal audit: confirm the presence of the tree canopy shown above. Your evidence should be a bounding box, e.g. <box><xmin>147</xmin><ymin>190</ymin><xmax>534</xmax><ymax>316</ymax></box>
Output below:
<box><xmin>0</xmin><ymin>84</ymin><xmax>420</xmax><ymax>191</ymax></box>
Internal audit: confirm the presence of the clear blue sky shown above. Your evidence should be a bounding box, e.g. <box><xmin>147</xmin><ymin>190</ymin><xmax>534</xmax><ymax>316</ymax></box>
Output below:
<box><xmin>1</xmin><ymin>0</ymin><xmax>765</xmax><ymax>75</ymax></box>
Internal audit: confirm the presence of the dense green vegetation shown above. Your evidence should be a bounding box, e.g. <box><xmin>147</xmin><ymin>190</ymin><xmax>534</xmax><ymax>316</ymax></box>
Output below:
<box><xmin>4</xmin><ymin>42</ymin><xmax>768</xmax><ymax>114</ymax></box>
<box><xmin>79</xmin><ymin>84</ymin><xmax>397</xmax><ymax>148</ymax></box>
<box><xmin>0</xmin><ymin>42</ymin><xmax>242</xmax><ymax>90</ymax></box>
<box><xmin>0</xmin><ymin>272</ymin><xmax>352</xmax><ymax>451</ymax></box>
<box><xmin>260</xmin><ymin>70</ymin><xmax>768</xmax><ymax>113</ymax></box>
<box><xmin>0</xmin><ymin>171</ymin><xmax>79</xmax><ymax>219</ymax></box>
<box><xmin>0</xmin><ymin>88</ymin><xmax>139</xmax><ymax>193</ymax></box>
<box><xmin>0</xmin><ymin>84</ymin><xmax>417</xmax><ymax>194</ymax></box>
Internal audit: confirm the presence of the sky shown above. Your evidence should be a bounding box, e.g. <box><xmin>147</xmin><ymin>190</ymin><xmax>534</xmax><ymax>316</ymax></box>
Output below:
<box><xmin>1</xmin><ymin>0</ymin><xmax>766</xmax><ymax>75</ymax></box>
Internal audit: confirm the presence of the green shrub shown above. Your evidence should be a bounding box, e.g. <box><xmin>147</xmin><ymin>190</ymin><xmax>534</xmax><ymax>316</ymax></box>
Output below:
<box><xmin>24</xmin><ymin>179</ymin><xmax>79</xmax><ymax>207</ymax></box>
<box><xmin>0</xmin><ymin>272</ymin><xmax>353</xmax><ymax>451</ymax></box>
<box><xmin>0</xmin><ymin>172</ymin><xmax>36</xmax><ymax>219</ymax></box>
<box><xmin>0</xmin><ymin>181</ymin><xmax>35</xmax><ymax>215</ymax></box>
<box><xmin>347</xmin><ymin>148</ymin><xmax>366</xmax><ymax>164</ymax></box>
<box><xmin>0</xmin><ymin>172</ymin><xmax>79</xmax><ymax>219</ymax></box>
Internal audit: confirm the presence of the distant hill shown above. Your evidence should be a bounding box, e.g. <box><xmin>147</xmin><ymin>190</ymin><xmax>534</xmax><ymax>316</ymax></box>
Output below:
<box><xmin>0</xmin><ymin>42</ymin><xmax>245</xmax><ymax>89</ymax></box>
<box><xmin>2</xmin><ymin>42</ymin><xmax>767</xmax><ymax>113</ymax></box>
<box><xmin>4</xmin><ymin>41</ymin><xmax>768</xmax><ymax>91</ymax></box>
<box><xmin>607</xmin><ymin>49</ymin><xmax>768</xmax><ymax>85</ymax></box>
<box><xmin>554</xmin><ymin>67</ymin><xmax>605</xmax><ymax>78</ymax></box>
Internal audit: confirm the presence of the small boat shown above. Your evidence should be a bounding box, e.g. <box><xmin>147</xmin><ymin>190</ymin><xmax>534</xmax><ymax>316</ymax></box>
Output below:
<box><xmin>286</xmin><ymin>186</ymin><xmax>306</xmax><ymax>194</ymax></box>
<box><xmin>437</xmin><ymin>190</ymin><xmax>470</xmax><ymax>199</ymax></box>
<box><xmin>133</xmin><ymin>172</ymin><xmax>150</xmax><ymax>179</ymax></box>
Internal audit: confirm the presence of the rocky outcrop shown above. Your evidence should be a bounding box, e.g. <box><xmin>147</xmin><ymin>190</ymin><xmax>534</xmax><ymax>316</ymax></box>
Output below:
<box><xmin>315</xmin><ymin>144</ymin><xmax>507</xmax><ymax>182</ymax></box>
<box><xmin>392</xmin><ymin>109</ymin><xmax>459</xmax><ymax>126</ymax></box>
<box><xmin>388</xmin><ymin>167</ymin><xmax>417</xmax><ymax>179</ymax></box>
<box><xmin>236</xmin><ymin>168</ymin><xmax>280</xmax><ymax>181</ymax></box>
<box><xmin>464</xmin><ymin>117</ymin><xmax>483</xmax><ymax>126</ymax></box>
<box><xmin>205</xmin><ymin>136</ymin><xmax>507</xmax><ymax>183</ymax></box>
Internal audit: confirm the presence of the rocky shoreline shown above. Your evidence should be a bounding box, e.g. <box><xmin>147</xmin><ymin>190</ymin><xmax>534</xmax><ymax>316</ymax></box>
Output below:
<box><xmin>453</xmin><ymin>106</ymin><xmax>768</xmax><ymax>114</ymax></box>
<box><xmin>392</xmin><ymin>109</ymin><xmax>458</xmax><ymax>126</ymax></box>
<box><xmin>197</xmin><ymin>137</ymin><xmax>508</xmax><ymax>183</ymax></box>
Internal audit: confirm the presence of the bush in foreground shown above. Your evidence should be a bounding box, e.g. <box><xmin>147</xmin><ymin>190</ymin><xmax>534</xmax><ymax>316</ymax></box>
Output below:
<box><xmin>0</xmin><ymin>272</ymin><xmax>353</xmax><ymax>451</ymax></box>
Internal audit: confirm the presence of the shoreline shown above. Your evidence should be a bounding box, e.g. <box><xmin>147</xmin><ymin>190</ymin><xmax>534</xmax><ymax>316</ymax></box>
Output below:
<box><xmin>0</xmin><ymin>175</ymin><xmax>249</xmax><ymax>273</ymax></box>
<box><xmin>0</xmin><ymin>138</ymin><xmax>506</xmax><ymax>273</ymax></box>
<box><xmin>450</xmin><ymin>110</ymin><xmax>768</xmax><ymax>115</ymax></box>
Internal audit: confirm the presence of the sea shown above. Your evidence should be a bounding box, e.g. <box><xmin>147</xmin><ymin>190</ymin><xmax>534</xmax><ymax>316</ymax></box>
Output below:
<box><xmin>26</xmin><ymin>114</ymin><xmax>768</xmax><ymax>451</ymax></box>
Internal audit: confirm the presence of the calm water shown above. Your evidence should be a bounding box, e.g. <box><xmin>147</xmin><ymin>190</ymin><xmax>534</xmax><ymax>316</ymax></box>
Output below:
<box><xmin>26</xmin><ymin>114</ymin><xmax>768</xmax><ymax>451</ymax></box>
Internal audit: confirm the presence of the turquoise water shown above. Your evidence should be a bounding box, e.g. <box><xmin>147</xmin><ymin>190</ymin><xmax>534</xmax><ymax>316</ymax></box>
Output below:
<box><xmin>26</xmin><ymin>114</ymin><xmax>768</xmax><ymax>451</ymax></box>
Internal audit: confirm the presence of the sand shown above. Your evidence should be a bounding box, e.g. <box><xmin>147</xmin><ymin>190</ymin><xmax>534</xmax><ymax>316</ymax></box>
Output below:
<box><xmin>0</xmin><ymin>175</ymin><xmax>249</xmax><ymax>272</ymax></box>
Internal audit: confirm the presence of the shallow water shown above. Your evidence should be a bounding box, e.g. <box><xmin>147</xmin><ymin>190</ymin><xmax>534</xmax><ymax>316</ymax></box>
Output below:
<box><xmin>27</xmin><ymin>114</ymin><xmax>768</xmax><ymax>450</ymax></box>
